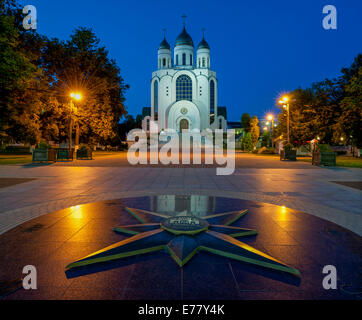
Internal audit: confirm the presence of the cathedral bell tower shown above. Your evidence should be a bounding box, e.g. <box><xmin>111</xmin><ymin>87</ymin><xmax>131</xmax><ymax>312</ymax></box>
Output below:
<box><xmin>158</xmin><ymin>30</ymin><xmax>171</xmax><ymax>69</ymax></box>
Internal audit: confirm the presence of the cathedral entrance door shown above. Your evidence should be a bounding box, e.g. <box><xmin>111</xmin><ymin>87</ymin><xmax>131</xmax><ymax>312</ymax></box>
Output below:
<box><xmin>180</xmin><ymin>119</ymin><xmax>189</xmax><ymax>131</ymax></box>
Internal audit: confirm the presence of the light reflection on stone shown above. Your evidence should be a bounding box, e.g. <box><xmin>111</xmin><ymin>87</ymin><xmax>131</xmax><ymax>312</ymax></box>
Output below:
<box><xmin>151</xmin><ymin>195</ymin><xmax>216</xmax><ymax>217</ymax></box>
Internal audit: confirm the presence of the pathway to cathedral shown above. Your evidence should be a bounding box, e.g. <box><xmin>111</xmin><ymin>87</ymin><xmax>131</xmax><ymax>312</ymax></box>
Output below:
<box><xmin>0</xmin><ymin>152</ymin><xmax>361</xmax><ymax>236</ymax></box>
<box><xmin>0</xmin><ymin>152</ymin><xmax>361</xmax><ymax>300</ymax></box>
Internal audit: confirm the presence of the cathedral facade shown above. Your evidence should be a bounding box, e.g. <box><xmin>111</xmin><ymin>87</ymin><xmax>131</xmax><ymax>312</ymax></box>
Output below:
<box><xmin>143</xmin><ymin>25</ymin><xmax>227</xmax><ymax>133</ymax></box>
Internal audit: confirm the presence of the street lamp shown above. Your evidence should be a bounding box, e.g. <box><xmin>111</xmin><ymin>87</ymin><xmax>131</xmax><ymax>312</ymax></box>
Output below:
<box><xmin>267</xmin><ymin>114</ymin><xmax>274</xmax><ymax>148</ymax></box>
<box><xmin>278</xmin><ymin>96</ymin><xmax>290</xmax><ymax>144</ymax></box>
<box><xmin>69</xmin><ymin>92</ymin><xmax>82</xmax><ymax>155</ymax></box>
<box><xmin>70</xmin><ymin>92</ymin><xmax>82</xmax><ymax>101</ymax></box>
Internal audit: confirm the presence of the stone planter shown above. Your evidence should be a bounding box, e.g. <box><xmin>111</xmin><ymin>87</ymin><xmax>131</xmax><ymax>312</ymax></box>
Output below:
<box><xmin>56</xmin><ymin>148</ymin><xmax>74</xmax><ymax>161</ymax></box>
<box><xmin>312</xmin><ymin>152</ymin><xmax>336</xmax><ymax>166</ymax></box>
<box><xmin>32</xmin><ymin>148</ymin><xmax>56</xmax><ymax>163</ymax></box>
<box><xmin>280</xmin><ymin>149</ymin><xmax>297</xmax><ymax>161</ymax></box>
<box><xmin>76</xmin><ymin>148</ymin><xmax>92</xmax><ymax>160</ymax></box>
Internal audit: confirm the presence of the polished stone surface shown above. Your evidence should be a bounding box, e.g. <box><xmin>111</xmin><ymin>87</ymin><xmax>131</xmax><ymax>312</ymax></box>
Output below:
<box><xmin>0</xmin><ymin>196</ymin><xmax>361</xmax><ymax>300</ymax></box>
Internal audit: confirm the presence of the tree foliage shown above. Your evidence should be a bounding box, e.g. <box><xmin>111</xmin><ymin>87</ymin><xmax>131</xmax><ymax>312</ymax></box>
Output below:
<box><xmin>0</xmin><ymin>1</ymin><xmax>129</xmax><ymax>146</ymax></box>
<box><xmin>39</xmin><ymin>27</ymin><xmax>129</xmax><ymax>145</ymax></box>
<box><xmin>250</xmin><ymin>116</ymin><xmax>260</xmax><ymax>148</ymax></box>
<box><xmin>0</xmin><ymin>2</ymin><xmax>42</xmax><ymax>143</ymax></box>
<box><xmin>241</xmin><ymin>132</ymin><xmax>253</xmax><ymax>151</ymax></box>
<box><xmin>241</xmin><ymin>113</ymin><xmax>251</xmax><ymax>132</ymax></box>
<box><xmin>118</xmin><ymin>114</ymin><xmax>142</xmax><ymax>141</ymax></box>
<box><xmin>275</xmin><ymin>54</ymin><xmax>362</xmax><ymax>147</ymax></box>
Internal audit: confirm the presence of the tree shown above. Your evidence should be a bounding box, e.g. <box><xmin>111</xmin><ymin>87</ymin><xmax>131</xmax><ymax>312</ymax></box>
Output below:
<box><xmin>337</xmin><ymin>56</ymin><xmax>362</xmax><ymax>148</ymax></box>
<box><xmin>261</xmin><ymin>131</ymin><xmax>271</xmax><ymax>147</ymax></box>
<box><xmin>250</xmin><ymin>116</ymin><xmax>260</xmax><ymax>148</ymax></box>
<box><xmin>275</xmin><ymin>87</ymin><xmax>320</xmax><ymax>146</ymax></box>
<box><xmin>118</xmin><ymin>115</ymin><xmax>143</xmax><ymax>141</ymax></box>
<box><xmin>241</xmin><ymin>113</ymin><xmax>251</xmax><ymax>132</ymax></box>
<box><xmin>39</xmin><ymin>27</ymin><xmax>129</xmax><ymax>145</ymax></box>
<box><xmin>274</xmin><ymin>53</ymin><xmax>361</xmax><ymax>149</ymax></box>
<box><xmin>241</xmin><ymin>132</ymin><xmax>253</xmax><ymax>151</ymax></box>
<box><xmin>0</xmin><ymin>2</ymin><xmax>45</xmax><ymax>144</ymax></box>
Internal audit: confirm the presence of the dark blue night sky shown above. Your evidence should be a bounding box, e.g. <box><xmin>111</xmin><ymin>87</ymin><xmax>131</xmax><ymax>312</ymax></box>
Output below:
<box><xmin>20</xmin><ymin>0</ymin><xmax>362</xmax><ymax>121</ymax></box>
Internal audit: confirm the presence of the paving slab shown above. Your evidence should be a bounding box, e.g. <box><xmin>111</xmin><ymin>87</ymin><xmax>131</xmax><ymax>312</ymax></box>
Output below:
<box><xmin>0</xmin><ymin>197</ymin><xmax>360</xmax><ymax>300</ymax></box>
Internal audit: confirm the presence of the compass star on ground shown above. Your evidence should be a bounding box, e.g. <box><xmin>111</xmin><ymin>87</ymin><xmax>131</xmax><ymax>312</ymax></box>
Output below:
<box><xmin>65</xmin><ymin>207</ymin><xmax>301</xmax><ymax>277</ymax></box>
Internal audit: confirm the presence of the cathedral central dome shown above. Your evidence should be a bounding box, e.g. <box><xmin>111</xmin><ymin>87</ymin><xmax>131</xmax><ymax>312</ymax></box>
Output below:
<box><xmin>175</xmin><ymin>27</ymin><xmax>194</xmax><ymax>47</ymax></box>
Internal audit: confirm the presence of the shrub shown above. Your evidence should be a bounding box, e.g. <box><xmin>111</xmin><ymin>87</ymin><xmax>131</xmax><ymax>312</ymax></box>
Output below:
<box><xmin>261</xmin><ymin>148</ymin><xmax>276</xmax><ymax>154</ymax></box>
<box><xmin>316</xmin><ymin>144</ymin><xmax>332</xmax><ymax>152</ymax></box>
<box><xmin>79</xmin><ymin>144</ymin><xmax>89</xmax><ymax>151</ymax></box>
<box><xmin>38</xmin><ymin>142</ymin><xmax>49</xmax><ymax>149</ymax></box>
<box><xmin>119</xmin><ymin>142</ymin><xmax>128</xmax><ymax>151</ymax></box>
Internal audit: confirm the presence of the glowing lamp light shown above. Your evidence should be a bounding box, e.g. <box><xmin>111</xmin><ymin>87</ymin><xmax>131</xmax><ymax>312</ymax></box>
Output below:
<box><xmin>267</xmin><ymin>114</ymin><xmax>273</xmax><ymax>121</ymax></box>
<box><xmin>278</xmin><ymin>96</ymin><xmax>289</xmax><ymax>105</ymax></box>
<box><xmin>70</xmin><ymin>92</ymin><xmax>82</xmax><ymax>101</ymax></box>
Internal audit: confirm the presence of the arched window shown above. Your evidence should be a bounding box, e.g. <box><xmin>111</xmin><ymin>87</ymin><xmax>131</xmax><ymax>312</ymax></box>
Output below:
<box><xmin>154</xmin><ymin>80</ymin><xmax>158</xmax><ymax>120</ymax></box>
<box><xmin>190</xmin><ymin>54</ymin><xmax>192</xmax><ymax>65</ymax></box>
<box><xmin>202</xmin><ymin>57</ymin><xmax>205</xmax><ymax>67</ymax></box>
<box><xmin>210</xmin><ymin>80</ymin><xmax>215</xmax><ymax>114</ymax></box>
<box><xmin>176</xmin><ymin>75</ymin><xmax>192</xmax><ymax>101</ymax></box>
<box><xmin>207</xmin><ymin>57</ymin><xmax>209</xmax><ymax>68</ymax></box>
<box><xmin>163</xmin><ymin>58</ymin><xmax>166</xmax><ymax>67</ymax></box>
<box><xmin>176</xmin><ymin>55</ymin><xmax>179</xmax><ymax>65</ymax></box>
<box><xmin>182</xmin><ymin>53</ymin><xmax>186</xmax><ymax>65</ymax></box>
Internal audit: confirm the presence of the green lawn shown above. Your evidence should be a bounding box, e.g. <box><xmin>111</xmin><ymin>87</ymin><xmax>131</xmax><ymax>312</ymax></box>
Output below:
<box><xmin>1</xmin><ymin>152</ymin><xmax>361</xmax><ymax>168</ymax></box>
<box><xmin>298</xmin><ymin>156</ymin><xmax>362</xmax><ymax>168</ymax></box>
<box><xmin>0</xmin><ymin>155</ymin><xmax>32</xmax><ymax>165</ymax></box>
<box><xmin>92</xmin><ymin>151</ymin><xmax>126</xmax><ymax>157</ymax></box>
<box><xmin>0</xmin><ymin>151</ymin><xmax>125</xmax><ymax>165</ymax></box>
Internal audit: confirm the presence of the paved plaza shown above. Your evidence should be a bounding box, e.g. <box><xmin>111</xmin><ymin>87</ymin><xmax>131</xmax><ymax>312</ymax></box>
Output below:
<box><xmin>0</xmin><ymin>153</ymin><xmax>361</xmax><ymax>236</ymax></box>
<box><xmin>1</xmin><ymin>197</ymin><xmax>361</xmax><ymax>300</ymax></box>
<box><xmin>0</xmin><ymin>153</ymin><xmax>361</xmax><ymax>300</ymax></box>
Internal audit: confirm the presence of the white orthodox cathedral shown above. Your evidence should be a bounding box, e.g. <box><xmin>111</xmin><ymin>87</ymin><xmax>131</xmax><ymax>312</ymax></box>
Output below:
<box><xmin>142</xmin><ymin>23</ymin><xmax>227</xmax><ymax>133</ymax></box>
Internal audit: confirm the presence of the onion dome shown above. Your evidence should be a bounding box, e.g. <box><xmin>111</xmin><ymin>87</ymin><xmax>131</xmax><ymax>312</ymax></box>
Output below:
<box><xmin>197</xmin><ymin>36</ymin><xmax>210</xmax><ymax>50</ymax></box>
<box><xmin>159</xmin><ymin>37</ymin><xmax>171</xmax><ymax>50</ymax></box>
<box><xmin>175</xmin><ymin>27</ymin><xmax>194</xmax><ymax>47</ymax></box>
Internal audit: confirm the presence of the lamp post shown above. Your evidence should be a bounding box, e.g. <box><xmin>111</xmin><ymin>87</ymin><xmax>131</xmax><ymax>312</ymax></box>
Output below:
<box><xmin>278</xmin><ymin>97</ymin><xmax>290</xmax><ymax>144</ymax></box>
<box><xmin>69</xmin><ymin>92</ymin><xmax>82</xmax><ymax>156</ymax></box>
<box><xmin>267</xmin><ymin>114</ymin><xmax>274</xmax><ymax>148</ymax></box>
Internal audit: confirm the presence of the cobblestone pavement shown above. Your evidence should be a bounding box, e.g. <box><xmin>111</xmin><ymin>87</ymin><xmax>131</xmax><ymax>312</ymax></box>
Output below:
<box><xmin>0</xmin><ymin>164</ymin><xmax>361</xmax><ymax>236</ymax></box>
